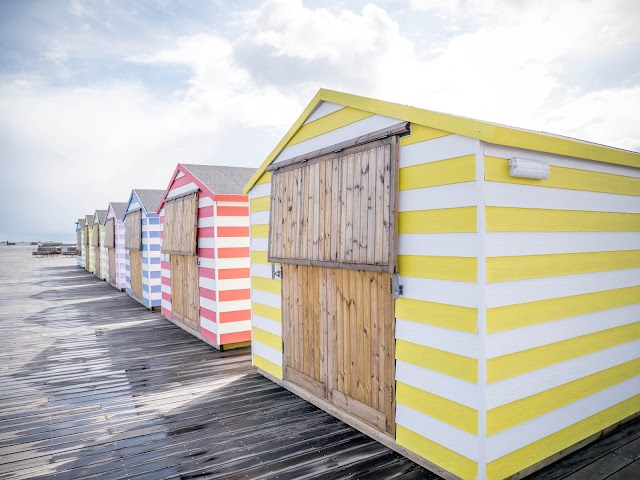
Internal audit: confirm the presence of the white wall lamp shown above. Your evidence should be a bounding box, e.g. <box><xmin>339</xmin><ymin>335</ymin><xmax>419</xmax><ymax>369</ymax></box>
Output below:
<box><xmin>508</xmin><ymin>157</ymin><xmax>550</xmax><ymax>179</ymax></box>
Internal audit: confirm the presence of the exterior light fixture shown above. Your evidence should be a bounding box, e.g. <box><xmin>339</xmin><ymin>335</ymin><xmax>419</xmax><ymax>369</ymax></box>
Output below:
<box><xmin>508</xmin><ymin>157</ymin><xmax>550</xmax><ymax>179</ymax></box>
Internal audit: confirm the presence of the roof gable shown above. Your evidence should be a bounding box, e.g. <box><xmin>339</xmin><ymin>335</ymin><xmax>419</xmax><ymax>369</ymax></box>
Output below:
<box><xmin>107</xmin><ymin>202</ymin><xmax>128</xmax><ymax>221</ymax></box>
<box><xmin>94</xmin><ymin>210</ymin><xmax>107</xmax><ymax>225</ymax></box>
<box><xmin>157</xmin><ymin>164</ymin><xmax>254</xmax><ymax>212</ymax></box>
<box><xmin>243</xmin><ymin>89</ymin><xmax>639</xmax><ymax>194</ymax></box>
<box><xmin>125</xmin><ymin>189</ymin><xmax>164</xmax><ymax>219</ymax></box>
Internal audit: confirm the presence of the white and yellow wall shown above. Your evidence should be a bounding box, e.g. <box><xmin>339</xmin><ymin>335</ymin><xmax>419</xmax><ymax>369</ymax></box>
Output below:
<box><xmin>246</xmin><ymin>95</ymin><xmax>640</xmax><ymax>480</ymax></box>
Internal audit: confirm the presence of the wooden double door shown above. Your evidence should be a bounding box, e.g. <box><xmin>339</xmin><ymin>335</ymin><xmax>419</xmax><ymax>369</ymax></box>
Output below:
<box><xmin>270</xmin><ymin>132</ymin><xmax>402</xmax><ymax>437</ymax></box>
<box><xmin>282</xmin><ymin>264</ymin><xmax>396</xmax><ymax>435</ymax></box>
<box><xmin>94</xmin><ymin>247</ymin><xmax>101</xmax><ymax>278</ymax></box>
<box><xmin>129</xmin><ymin>250</ymin><xmax>142</xmax><ymax>300</ymax></box>
<box><xmin>171</xmin><ymin>254</ymin><xmax>200</xmax><ymax>331</ymax></box>
<box><xmin>108</xmin><ymin>248</ymin><xmax>116</xmax><ymax>285</ymax></box>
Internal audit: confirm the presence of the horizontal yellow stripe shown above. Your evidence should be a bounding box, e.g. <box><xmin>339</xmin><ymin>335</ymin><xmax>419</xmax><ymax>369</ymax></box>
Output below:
<box><xmin>251</xmin><ymin>224</ymin><xmax>269</xmax><ymax>238</ymax></box>
<box><xmin>287</xmin><ymin>107</ymin><xmax>374</xmax><ymax>147</ymax></box>
<box><xmin>486</xmin><ymin>207</ymin><xmax>640</xmax><ymax>232</ymax></box>
<box><xmin>399</xmin><ymin>155</ymin><xmax>475</xmax><ymax>190</ymax></box>
<box><xmin>397</xmin><ymin>425</ymin><xmax>477</xmax><ymax>480</ymax></box>
<box><xmin>251</xmin><ymin>251</ymin><xmax>269</xmax><ymax>264</ymax></box>
<box><xmin>395</xmin><ymin>297</ymin><xmax>477</xmax><ymax>334</ymax></box>
<box><xmin>398</xmin><ymin>255</ymin><xmax>477</xmax><ymax>282</ymax></box>
<box><xmin>487</xmin><ymin>286</ymin><xmax>640</xmax><ymax>333</ymax></box>
<box><xmin>250</xmin><ymin>196</ymin><xmax>270</xmax><ymax>212</ymax></box>
<box><xmin>253</xmin><ymin>302</ymin><xmax>281</xmax><ymax>322</ymax></box>
<box><xmin>487</xmin><ymin>250</ymin><xmax>640</xmax><ymax>283</ymax></box>
<box><xmin>487</xmin><ymin>394</ymin><xmax>640</xmax><ymax>480</ymax></box>
<box><xmin>397</xmin><ymin>381</ymin><xmax>478</xmax><ymax>434</ymax></box>
<box><xmin>399</xmin><ymin>207</ymin><xmax>477</xmax><ymax>233</ymax></box>
<box><xmin>487</xmin><ymin>358</ymin><xmax>640</xmax><ymax>436</ymax></box>
<box><xmin>488</xmin><ymin>322</ymin><xmax>640</xmax><ymax>383</ymax></box>
<box><xmin>396</xmin><ymin>339</ymin><xmax>477</xmax><ymax>383</ymax></box>
<box><xmin>400</xmin><ymin>123</ymin><xmax>451</xmax><ymax>146</ymax></box>
<box><xmin>486</xmin><ymin>156</ymin><xmax>640</xmax><ymax>196</ymax></box>
<box><xmin>252</xmin><ymin>276</ymin><xmax>281</xmax><ymax>294</ymax></box>
<box><xmin>253</xmin><ymin>327</ymin><xmax>281</xmax><ymax>351</ymax></box>
<box><xmin>253</xmin><ymin>353</ymin><xmax>283</xmax><ymax>380</ymax></box>
<box><xmin>256</xmin><ymin>172</ymin><xmax>271</xmax><ymax>185</ymax></box>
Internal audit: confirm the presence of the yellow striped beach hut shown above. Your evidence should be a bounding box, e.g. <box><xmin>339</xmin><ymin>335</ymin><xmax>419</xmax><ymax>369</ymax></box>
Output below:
<box><xmin>242</xmin><ymin>88</ymin><xmax>640</xmax><ymax>480</ymax></box>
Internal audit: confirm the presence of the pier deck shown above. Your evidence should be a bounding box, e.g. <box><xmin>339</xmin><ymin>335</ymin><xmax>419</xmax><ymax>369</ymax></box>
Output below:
<box><xmin>0</xmin><ymin>246</ymin><xmax>637</xmax><ymax>479</ymax></box>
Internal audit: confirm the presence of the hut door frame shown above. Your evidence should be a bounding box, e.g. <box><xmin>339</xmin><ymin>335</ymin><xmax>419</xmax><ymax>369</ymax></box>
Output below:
<box><xmin>269</xmin><ymin>129</ymin><xmax>402</xmax><ymax>437</ymax></box>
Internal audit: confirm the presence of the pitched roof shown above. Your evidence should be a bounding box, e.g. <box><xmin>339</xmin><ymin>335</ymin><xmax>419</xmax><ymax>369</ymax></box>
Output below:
<box><xmin>85</xmin><ymin>214</ymin><xmax>94</xmax><ymax>226</ymax></box>
<box><xmin>95</xmin><ymin>210</ymin><xmax>108</xmax><ymax>225</ymax></box>
<box><xmin>243</xmin><ymin>88</ymin><xmax>640</xmax><ymax>194</ymax></box>
<box><xmin>134</xmin><ymin>189</ymin><xmax>165</xmax><ymax>213</ymax></box>
<box><xmin>76</xmin><ymin>218</ymin><xmax>84</xmax><ymax>230</ymax></box>
<box><xmin>181</xmin><ymin>164</ymin><xmax>255</xmax><ymax>195</ymax></box>
<box><xmin>109</xmin><ymin>202</ymin><xmax>128</xmax><ymax>221</ymax></box>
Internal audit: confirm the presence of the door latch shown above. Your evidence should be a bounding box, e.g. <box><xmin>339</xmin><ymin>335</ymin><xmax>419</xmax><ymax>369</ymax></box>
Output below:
<box><xmin>272</xmin><ymin>264</ymin><xmax>283</xmax><ymax>279</ymax></box>
<box><xmin>391</xmin><ymin>273</ymin><xmax>403</xmax><ymax>299</ymax></box>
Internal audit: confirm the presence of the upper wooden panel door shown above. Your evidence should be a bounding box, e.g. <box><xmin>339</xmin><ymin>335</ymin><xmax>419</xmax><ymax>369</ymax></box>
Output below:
<box><xmin>171</xmin><ymin>254</ymin><xmax>199</xmax><ymax>331</ymax></box>
<box><xmin>273</xmin><ymin>136</ymin><xmax>399</xmax><ymax>437</ymax></box>
<box><xmin>269</xmin><ymin>137</ymin><xmax>397</xmax><ymax>272</ymax></box>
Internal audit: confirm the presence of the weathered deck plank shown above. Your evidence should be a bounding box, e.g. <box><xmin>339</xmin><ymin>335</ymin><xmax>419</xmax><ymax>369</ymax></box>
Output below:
<box><xmin>0</xmin><ymin>246</ymin><xmax>638</xmax><ymax>480</ymax></box>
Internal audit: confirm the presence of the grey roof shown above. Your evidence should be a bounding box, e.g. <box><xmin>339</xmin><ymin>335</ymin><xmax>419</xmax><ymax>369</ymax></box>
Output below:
<box><xmin>95</xmin><ymin>210</ymin><xmax>108</xmax><ymax>225</ymax></box>
<box><xmin>76</xmin><ymin>218</ymin><xmax>85</xmax><ymax>230</ymax></box>
<box><xmin>182</xmin><ymin>164</ymin><xmax>256</xmax><ymax>195</ymax></box>
<box><xmin>109</xmin><ymin>202</ymin><xmax>128</xmax><ymax>221</ymax></box>
<box><xmin>85</xmin><ymin>214</ymin><xmax>93</xmax><ymax>226</ymax></box>
<box><xmin>134</xmin><ymin>189</ymin><xmax>165</xmax><ymax>213</ymax></box>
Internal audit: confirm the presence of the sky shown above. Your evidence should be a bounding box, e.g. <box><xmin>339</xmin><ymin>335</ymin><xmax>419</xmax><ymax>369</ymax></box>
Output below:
<box><xmin>0</xmin><ymin>0</ymin><xmax>638</xmax><ymax>242</ymax></box>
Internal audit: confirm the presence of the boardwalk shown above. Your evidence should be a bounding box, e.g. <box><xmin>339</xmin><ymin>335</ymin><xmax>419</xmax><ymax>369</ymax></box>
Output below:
<box><xmin>0</xmin><ymin>246</ymin><xmax>638</xmax><ymax>479</ymax></box>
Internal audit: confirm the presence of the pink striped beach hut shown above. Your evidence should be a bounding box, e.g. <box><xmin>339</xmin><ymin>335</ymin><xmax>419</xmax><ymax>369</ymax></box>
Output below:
<box><xmin>157</xmin><ymin>164</ymin><xmax>255</xmax><ymax>350</ymax></box>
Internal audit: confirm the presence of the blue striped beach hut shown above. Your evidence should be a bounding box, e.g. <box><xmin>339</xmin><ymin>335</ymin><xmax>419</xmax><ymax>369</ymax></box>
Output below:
<box><xmin>122</xmin><ymin>189</ymin><xmax>164</xmax><ymax>310</ymax></box>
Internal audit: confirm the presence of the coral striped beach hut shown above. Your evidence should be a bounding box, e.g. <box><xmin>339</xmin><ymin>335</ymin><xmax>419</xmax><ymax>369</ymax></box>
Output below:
<box><xmin>75</xmin><ymin>218</ymin><xmax>85</xmax><ymax>268</ymax></box>
<box><xmin>243</xmin><ymin>88</ymin><xmax>640</xmax><ymax>480</ymax></box>
<box><xmin>123</xmin><ymin>189</ymin><xmax>164</xmax><ymax>309</ymax></box>
<box><xmin>105</xmin><ymin>202</ymin><xmax>127</xmax><ymax>290</ymax></box>
<box><xmin>92</xmin><ymin>210</ymin><xmax>107</xmax><ymax>280</ymax></box>
<box><xmin>84</xmin><ymin>214</ymin><xmax>95</xmax><ymax>273</ymax></box>
<box><xmin>157</xmin><ymin>164</ymin><xmax>255</xmax><ymax>350</ymax></box>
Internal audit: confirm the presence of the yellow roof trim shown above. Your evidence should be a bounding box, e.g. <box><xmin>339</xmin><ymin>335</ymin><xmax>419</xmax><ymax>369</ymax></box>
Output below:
<box><xmin>243</xmin><ymin>89</ymin><xmax>639</xmax><ymax>194</ymax></box>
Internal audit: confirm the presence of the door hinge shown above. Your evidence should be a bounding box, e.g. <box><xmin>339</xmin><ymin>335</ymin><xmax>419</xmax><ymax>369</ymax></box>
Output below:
<box><xmin>272</xmin><ymin>264</ymin><xmax>283</xmax><ymax>279</ymax></box>
<box><xmin>389</xmin><ymin>385</ymin><xmax>394</xmax><ymax>404</ymax></box>
<box><xmin>391</xmin><ymin>273</ymin><xmax>403</xmax><ymax>299</ymax></box>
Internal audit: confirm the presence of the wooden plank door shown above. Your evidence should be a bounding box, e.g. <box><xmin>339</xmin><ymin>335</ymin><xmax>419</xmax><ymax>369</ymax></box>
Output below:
<box><xmin>108</xmin><ymin>248</ymin><xmax>116</xmax><ymax>285</ymax></box>
<box><xmin>329</xmin><ymin>269</ymin><xmax>395</xmax><ymax>435</ymax></box>
<box><xmin>273</xmin><ymin>134</ymin><xmax>399</xmax><ymax>437</ymax></box>
<box><xmin>95</xmin><ymin>247</ymin><xmax>101</xmax><ymax>278</ymax></box>
<box><xmin>171</xmin><ymin>254</ymin><xmax>199</xmax><ymax>331</ymax></box>
<box><xmin>282</xmin><ymin>264</ymin><xmax>326</xmax><ymax>398</ymax></box>
<box><xmin>129</xmin><ymin>250</ymin><xmax>142</xmax><ymax>299</ymax></box>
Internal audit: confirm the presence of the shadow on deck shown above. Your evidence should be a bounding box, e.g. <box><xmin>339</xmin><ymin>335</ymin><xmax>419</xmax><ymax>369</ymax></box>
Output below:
<box><xmin>0</xmin><ymin>251</ymin><xmax>638</xmax><ymax>479</ymax></box>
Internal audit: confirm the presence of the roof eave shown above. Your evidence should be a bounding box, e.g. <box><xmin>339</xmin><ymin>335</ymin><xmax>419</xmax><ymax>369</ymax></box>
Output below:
<box><xmin>242</xmin><ymin>89</ymin><xmax>640</xmax><ymax>194</ymax></box>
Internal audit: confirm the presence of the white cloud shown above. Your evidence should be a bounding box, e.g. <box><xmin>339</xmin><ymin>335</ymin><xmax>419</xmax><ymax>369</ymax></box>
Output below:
<box><xmin>1</xmin><ymin>0</ymin><xmax>638</xmax><ymax>240</ymax></box>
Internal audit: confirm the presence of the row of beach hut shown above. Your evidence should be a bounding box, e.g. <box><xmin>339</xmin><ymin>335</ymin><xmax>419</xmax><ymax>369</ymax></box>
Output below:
<box><xmin>75</xmin><ymin>166</ymin><xmax>254</xmax><ymax>350</ymax></box>
<box><xmin>73</xmin><ymin>89</ymin><xmax>640</xmax><ymax>480</ymax></box>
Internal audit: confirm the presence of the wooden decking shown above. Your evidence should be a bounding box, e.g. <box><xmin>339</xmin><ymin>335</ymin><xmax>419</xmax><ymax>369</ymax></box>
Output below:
<box><xmin>0</xmin><ymin>246</ymin><xmax>638</xmax><ymax>479</ymax></box>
